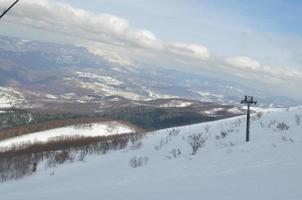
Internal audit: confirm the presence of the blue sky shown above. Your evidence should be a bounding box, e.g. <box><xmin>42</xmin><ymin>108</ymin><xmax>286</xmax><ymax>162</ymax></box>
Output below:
<box><xmin>59</xmin><ymin>0</ymin><xmax>302</xmax><ymax>38</ymax></box>
<box><xmin>0</xmin><ymin>0</ymin><xmax>302</xmax><ymax>100</ymax></box>
<box><xmin>57</xmin><ymin>0</ymin><xmax>302</xmax><ymax>67</ymax></box>
<box><xmin>60</xmin><ymin>0</ymin><xmax>301</xmax><ymax>34</ymax></box>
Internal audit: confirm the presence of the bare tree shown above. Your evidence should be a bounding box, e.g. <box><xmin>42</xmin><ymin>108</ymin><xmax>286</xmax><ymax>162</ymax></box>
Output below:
<box><xmin>188</xmin><ymin>133</ymin><xmax>206</xmax><ymax>155</ymax></box>
<box><xmin>129</xmin><ymin>156</ymin><xmax>148</xmax><ymax>168</ymax></box>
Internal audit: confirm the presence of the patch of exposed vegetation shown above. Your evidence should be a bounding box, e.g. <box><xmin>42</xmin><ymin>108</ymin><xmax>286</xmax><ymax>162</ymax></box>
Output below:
<box><xmin>0</xmin><ymin>132</ymin><xmax>144</xmax><ymax>182</ymax></box>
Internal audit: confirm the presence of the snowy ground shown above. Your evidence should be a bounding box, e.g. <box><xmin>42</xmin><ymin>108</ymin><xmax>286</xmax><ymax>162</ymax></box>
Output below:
<box><xmin>0</xmin><ymin>107</ymin><xmax>302</xmax><ymax>200</ymax></box>
<box><xmin>0</xmin><ymin>87</ymin><xmax>24</xmax><ymax>108</ymax></box>
<box><xmin>0</xmin><ymin>121</ymin><xmax>136</xmax><ymax>151</ymax></box>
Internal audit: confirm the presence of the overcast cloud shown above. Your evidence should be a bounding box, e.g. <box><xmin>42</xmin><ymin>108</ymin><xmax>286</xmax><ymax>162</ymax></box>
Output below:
<box><xmin>0</xmin><ymin>0</ymin><xmax>301</xmax><ymax>98</ymax></box>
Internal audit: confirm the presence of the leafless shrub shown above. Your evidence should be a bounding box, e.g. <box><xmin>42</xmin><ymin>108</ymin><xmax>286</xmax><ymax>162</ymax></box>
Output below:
<box><xmin>281</xmin><ymin>136</ymin><xmax>294</xmax><ymax>143</ymax></box>
<box><xmin>129</xmin><ymin>156</ymin><xmax>149</xmax><ymax>168</ymax></box>
<box><xmin>188</xmin><ymin>133</ymin><xmax>207</xmax><ymax>155</ymax></box>
<box><xmin>129</xmin><ymin>141</ymin><xmax>143</xmax><ymax>150</ymax></box>
<box><xmin>0</xmin><ymin>154</ymin><xmax>35</xmax><ymax>182</ymax></box>
<box><xmin>268</xmin><ymin>120</ymin><xmax>277</xmax><ymax>128</ymax></box>
<box><xmin>204</xmin><ymin>125</ymin><xmax>210</xmax><ymax>133</ymax></box>
<box><xmin>169</xmin><ymin>148</ymin><xmax>181</xmax><ymax>159</ymax></box>
<box><xmin>295</xmin><ymin>115</ymin><xmax>301</xmax><ymax>126</ymax></box>
<box><xmin>281</xmin><ymin>136</ymin><xmax>287</xmax><ymax>142</ymax></box>
<box><xmin>32</xmin><ymin>162</ymin><xmax>38</xmax><ymax>173</ymax></box>
<box><xmin>276</xmin><ymin>122</ymin><xmax>290</xmax><ymax>131</ymax></box>
<box><xmin>256</xmin><ymin>112</ymin><xmax>264</xmax><ymax>120</ymax></box>
<box><xmin>47</xmin><ymin>150</ymin><xmax>75</xmax><ymax>168</ymax></box>
<box><xmin>220</xmin><ymin>130</ymin><xmax>228</xmax><ymax>139</ymax></box>
<box><xmin>251</xmin><ymin>112</ymin><xmax>263</xmax><ymax>122</ymax></box>
<box><xmin>77</xmin><ymin>150</ymin><xmax>87</xmax><ymax>162</ymax></box>
<box><xmin>155</xmin><ymin>137</ymin><xmax>170</xmax><ymax>151</ymax></box>
<box><xmin>228</xmin><ymin>129</ymin><xmax>235</xmax><ymax>133</ymax></box>
<box><xmin>130</xmin><ymin>134</ymin><xmax>144</xmax><ymax>145</ymax></box>
<box><xmin>168</xmin><ymin>129</ymin><xmax>180</xmax><ymax>137</ymax></box>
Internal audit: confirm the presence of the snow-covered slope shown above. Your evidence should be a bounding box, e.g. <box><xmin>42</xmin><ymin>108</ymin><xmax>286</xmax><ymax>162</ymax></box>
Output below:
<box><xmin>1</xmin><ymin>107</ymin><xmax>302</xmax><ymax>200</ymax></box>
<box><xmin>0</xmin><ymin>121</ymin><xmax>136</xmax><ymax>152</ymax></box>
<box><xmin>0</xmin><ymin>87</ymin><xmax>24</xmax><ymax>108</ymax></box>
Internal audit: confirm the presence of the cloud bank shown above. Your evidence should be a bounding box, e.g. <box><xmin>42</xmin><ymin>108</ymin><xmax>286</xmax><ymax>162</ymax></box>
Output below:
<box><xmin>225</xmin><ymin>56</ymin><xmax>302</xmax><ymax>82</ymax></box>
<box><xmin>1</xmin><ymin>0</ymin><xmax>302</xmax><ymax>87</ymax></box>
<box><xmin>1</xmin><ymin>0</ymin><xmax>210</xmax><ymax>61</ymax></box>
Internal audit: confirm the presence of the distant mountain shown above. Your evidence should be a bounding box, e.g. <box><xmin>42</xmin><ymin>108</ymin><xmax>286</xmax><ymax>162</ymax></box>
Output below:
<box><xmin>0</xmin><ymin>34</ymin><xmax>299</xmax><ymax>109</ymax></box>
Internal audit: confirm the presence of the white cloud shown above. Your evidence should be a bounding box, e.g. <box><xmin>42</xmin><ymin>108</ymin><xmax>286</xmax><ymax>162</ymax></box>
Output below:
<box><xmin>226</xmin><ymin>56</ymin><xmax>302</xmax><ymax>82</ymax></box>
<box><xmin>1</xmin><ymin>0</ymin><xmax>209</xmax><ymax>61</ymax></box>
<box><xmin>226</xmin><ymin>56</ymin><xmax>261</xmax><ymax>70</ymax></box>
<box><xmin>87</xmin><ymin>47</ymin><xmax>133</xmax><ymax>66</ymax></box>
<box><xmin>167</xmin><ymin>43</ymin><xmax>211</xmax><ymax>60</ymax></box>
<box><xmin>1</xmin><ymin>0</ymin><xmax>302</xmax><ymax>88</ymax></box>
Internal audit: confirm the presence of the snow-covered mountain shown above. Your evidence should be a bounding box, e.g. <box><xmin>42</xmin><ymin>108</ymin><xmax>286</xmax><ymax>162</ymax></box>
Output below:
<box><xmin>0</xmin><ymin>87</ymin><xmax>24</xmax><ymax>108</ymax></box>
<box><xmin>0</xmin><ymin>35</ymin><xmax>299</xmax><ymax>108</ymax></box>
<box><xmin>0</xmin><ymin>107</ymin><xmax>301</xmax><ymax>200</ymax></box>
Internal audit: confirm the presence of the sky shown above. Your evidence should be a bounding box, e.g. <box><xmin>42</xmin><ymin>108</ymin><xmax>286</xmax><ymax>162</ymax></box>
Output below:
<box><xmin>0</xmin><ymin>0</ymin><xmax>302</xmax><ymax>100</ymax></box>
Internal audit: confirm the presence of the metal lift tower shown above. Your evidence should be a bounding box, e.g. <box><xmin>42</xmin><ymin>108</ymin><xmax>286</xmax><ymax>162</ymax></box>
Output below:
<box><xmin>241</xmin><ymin>95</ymin><xmax>257</xmax><ymax>142</ymax></box>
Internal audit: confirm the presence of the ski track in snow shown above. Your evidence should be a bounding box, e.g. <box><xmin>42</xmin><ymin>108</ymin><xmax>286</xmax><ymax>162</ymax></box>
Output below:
<box><xmin>0</xmin><ymin>107</ymin><xmax>302</xmax><ymax>200</ymax></box>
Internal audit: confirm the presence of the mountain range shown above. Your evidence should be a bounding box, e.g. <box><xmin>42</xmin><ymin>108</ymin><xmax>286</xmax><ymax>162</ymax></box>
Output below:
<box><xmin>0</xmin><ymin>34</ymin><xmax>299</xmax><ymax>111</ymax></box>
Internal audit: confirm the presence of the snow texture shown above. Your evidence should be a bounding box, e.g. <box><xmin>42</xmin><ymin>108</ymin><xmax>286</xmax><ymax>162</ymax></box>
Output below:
<box><xmin>0</xmin><ymin>107</ymin><xmax>302</xmax><ymax>200</ymax></box>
